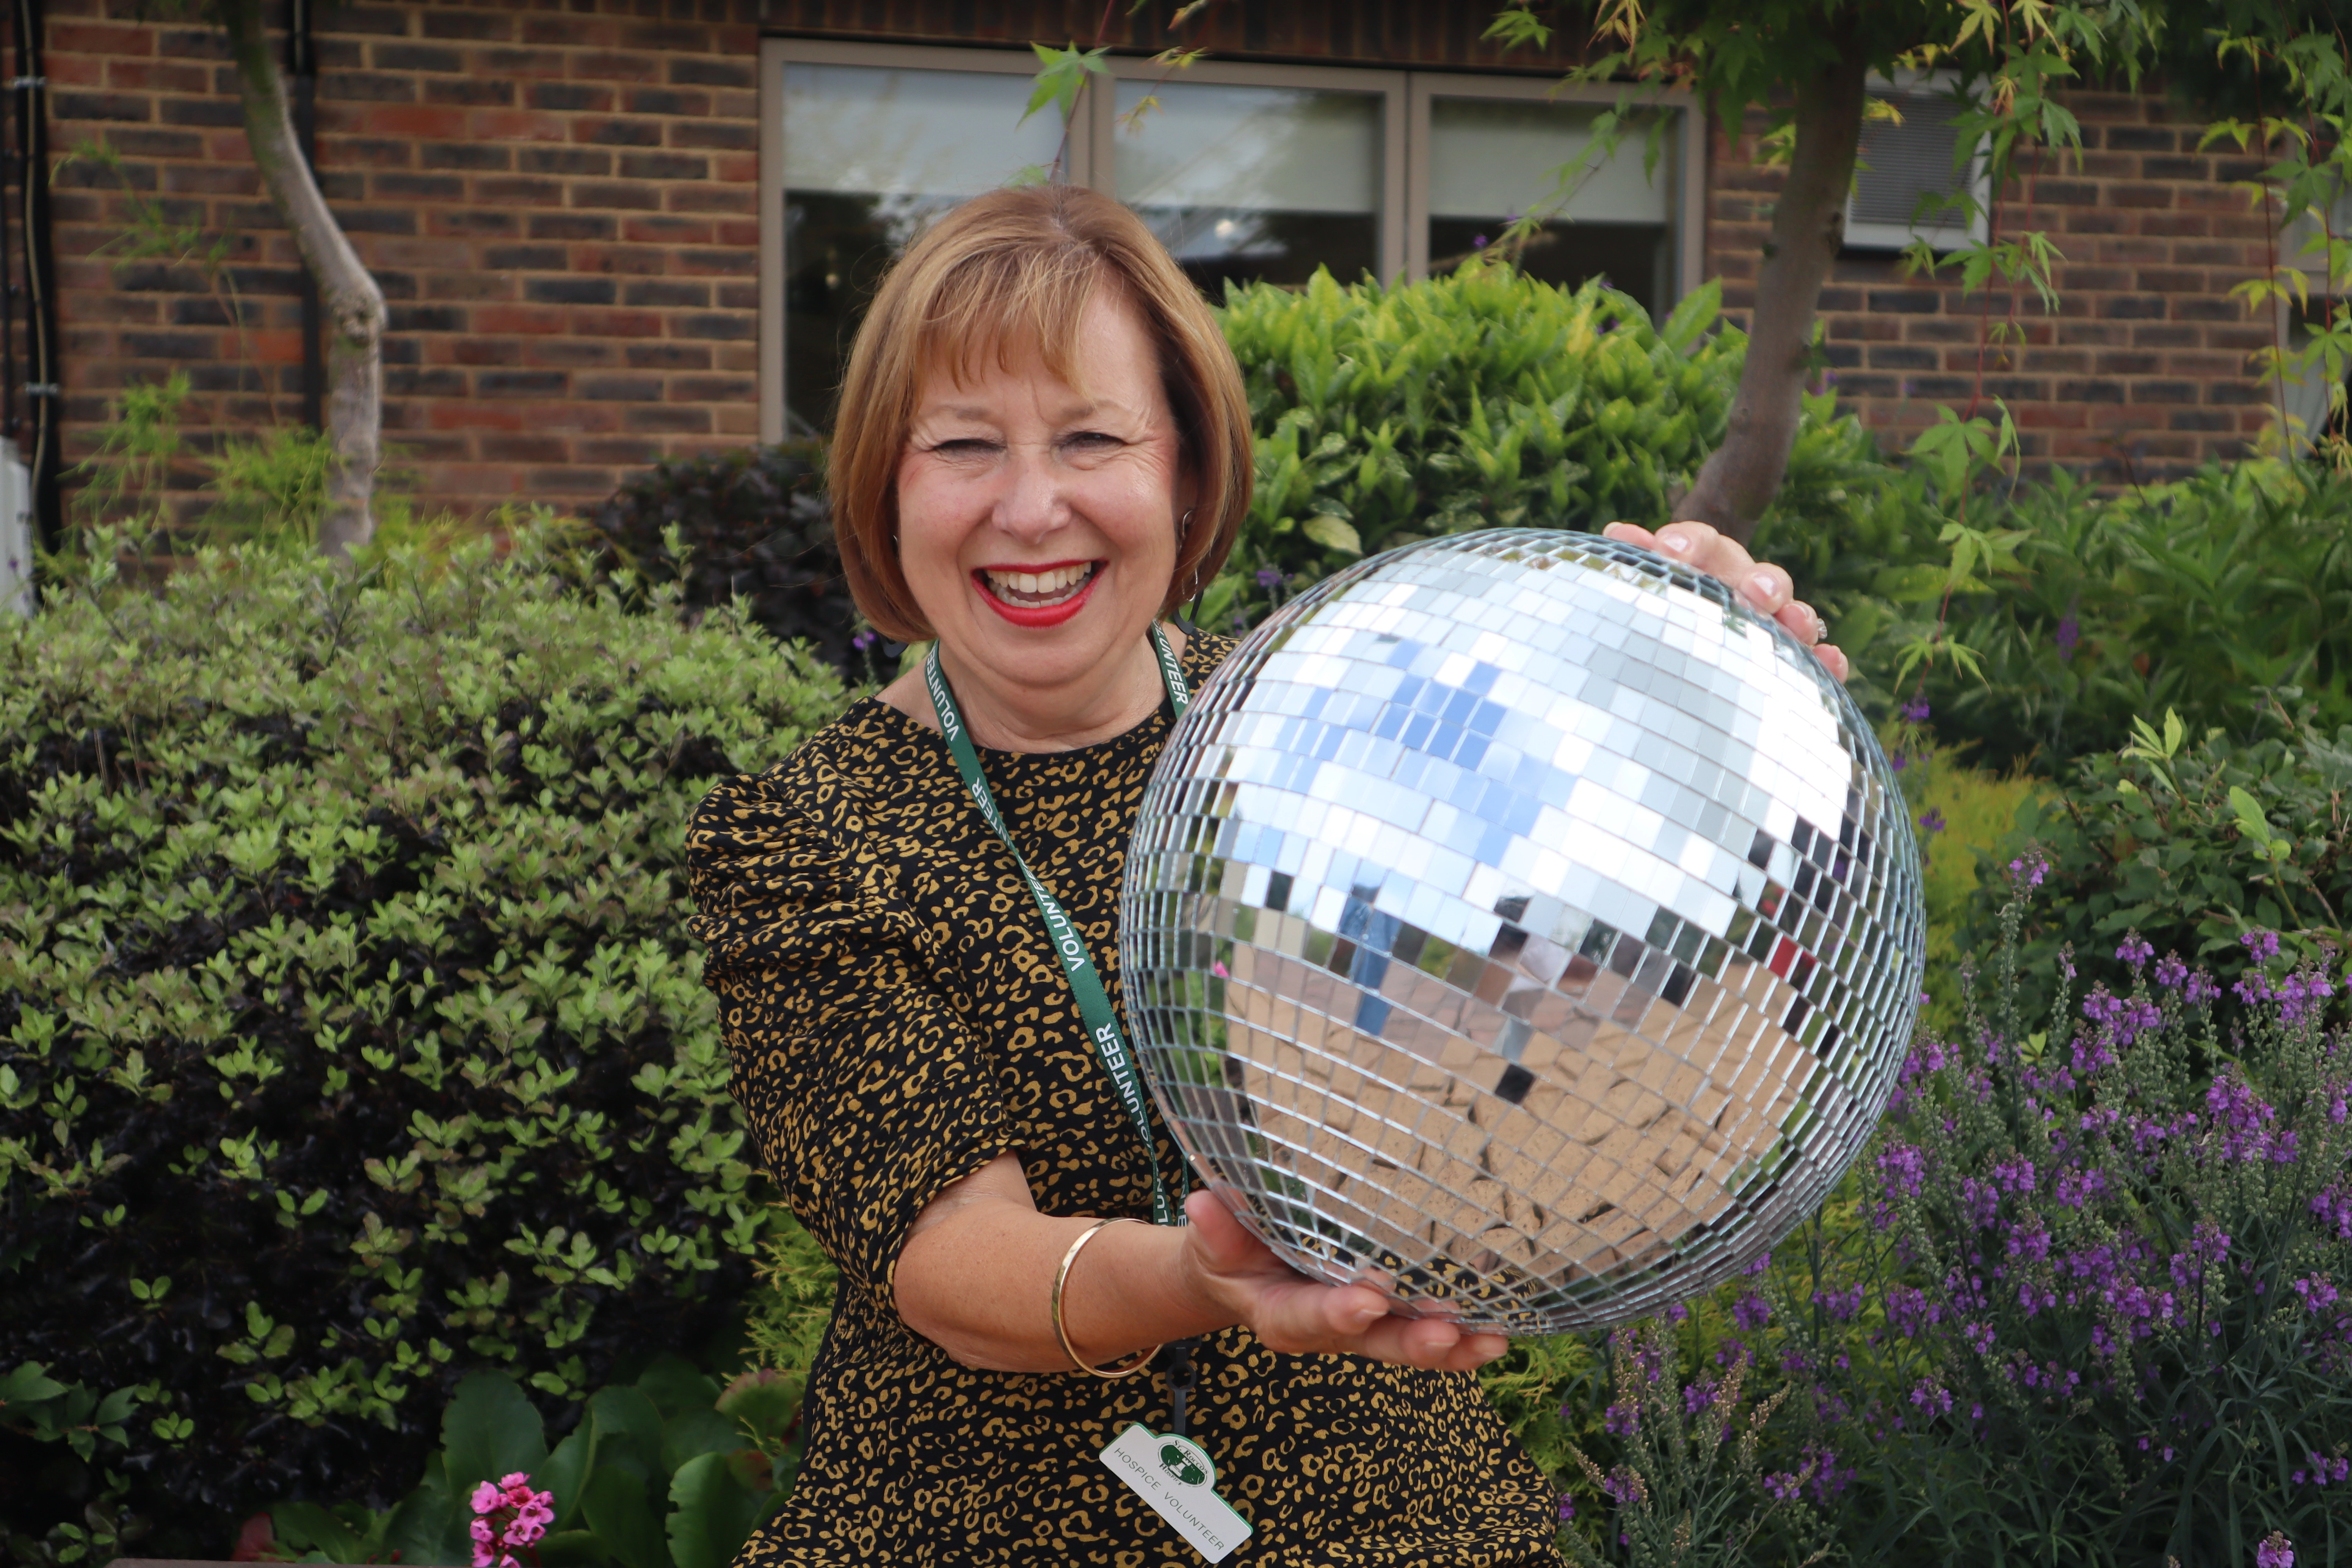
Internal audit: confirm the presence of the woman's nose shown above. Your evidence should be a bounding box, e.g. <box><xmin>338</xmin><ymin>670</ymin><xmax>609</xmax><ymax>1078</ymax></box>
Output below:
<box><xmin>992</xmin><ymin>443</ymin><xmax>1070</xmax><ymax>538</ymax></box>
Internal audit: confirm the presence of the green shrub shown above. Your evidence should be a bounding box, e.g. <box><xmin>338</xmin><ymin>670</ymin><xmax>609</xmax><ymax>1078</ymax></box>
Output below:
<box><xmin>1753</xmin><ymin>458</ymin><xmax>2352</xmax><ymax>771</ymax></box>
<box><xmin>589</xmin><ymin>444</ymin><xmax>880</xmax><ymax>681</ymax></box>
<box><xmin>1198</xmin><ymin>263</ymin><xmax>1885</xmax><ymax>631</ymax></box>
<box><xmin>0</xmin><ymin>527</ymin><xmax>848</xmax><ymax>1555</ymax></box>
<box><xmin>1951</xmin><ymin>702</ymin><xmax>2352</xmax><ymax>1029</ymax></box>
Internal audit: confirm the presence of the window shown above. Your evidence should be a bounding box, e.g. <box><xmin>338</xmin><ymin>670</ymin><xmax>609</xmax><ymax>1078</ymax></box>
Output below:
<box><xmin>1417</xmin><ymin>88</ymin><xmax>1686</xmax><ymax>321</ymax></box>
<box><xmin>759</xmin><ymin>43</ymin><xmax>1702</xmax><ymax>439</ymax></box>
<box><xmin>1109</xmin><ymin>77</ymin><xmax>1388</xmax><ymax>298</ymax></box>
<box><xmin>1844</xmin><ymin>72</ymin><xmax>1990</xmax><ymax>254</ymax></box>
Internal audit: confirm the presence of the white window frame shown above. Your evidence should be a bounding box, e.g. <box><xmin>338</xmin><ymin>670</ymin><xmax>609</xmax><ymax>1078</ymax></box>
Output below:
<box><xmin>1406</xmin><ymin>72</ymin><xmax>1705</xmax><ymax>301</ymax></box>
<box><xmin>1844</xmin><ymin>69</ymin><xmax>1991</xmax><ymax>254</ymax></box>
<box><xmin>760</xmin><ymin>40</ymin><xmax>1711</xmax><ymax>439</ymax></box>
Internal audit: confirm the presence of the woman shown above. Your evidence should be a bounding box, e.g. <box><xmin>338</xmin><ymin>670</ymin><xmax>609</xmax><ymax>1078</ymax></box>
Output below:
<box><xmin>688</xmin><ymin>185</ymin><xmax>1846</xmax><ymax>1566</ymax></box>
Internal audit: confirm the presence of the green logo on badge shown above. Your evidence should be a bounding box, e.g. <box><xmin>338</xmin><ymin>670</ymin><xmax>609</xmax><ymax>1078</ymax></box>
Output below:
<box><xmin>1159</xmin><ymin>1441</ymin><xmax>1209</xmax><ymax>1487</ymax></box>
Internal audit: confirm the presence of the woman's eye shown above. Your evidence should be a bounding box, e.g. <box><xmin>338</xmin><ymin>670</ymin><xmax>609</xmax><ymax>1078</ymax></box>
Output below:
<box><xmin>1063</xmin><ymin>431</ymin><xmax>1123</xmax><ymax>452</ymax></box>
<box><xmin>933</xmin><ymin>439</ymin><xmax>998</xmax><ymax>457</ymax></box>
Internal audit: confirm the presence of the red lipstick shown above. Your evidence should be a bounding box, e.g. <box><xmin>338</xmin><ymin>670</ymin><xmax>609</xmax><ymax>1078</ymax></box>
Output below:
<box><xmin>973</xmin><ymin>561</ymin><xmax>1101</xmax><ymax>628</ymax></box>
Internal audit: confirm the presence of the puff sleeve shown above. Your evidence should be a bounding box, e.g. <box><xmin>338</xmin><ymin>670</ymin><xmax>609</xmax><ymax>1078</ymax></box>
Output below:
<box><xmin>686</xmin><ymin>762</ymin><xmax>1014</xmax><ymax>1305</ymax></box>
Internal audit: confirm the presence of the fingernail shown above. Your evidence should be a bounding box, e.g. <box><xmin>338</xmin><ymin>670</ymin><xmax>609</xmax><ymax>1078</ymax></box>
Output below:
<box><xmin>1661</xmin><ymin>534</ymin><xmax>1691</xmax><ymax>553</ymax></box>
<box><xmin>1749</xmin><ymin>572</ymin><xmax>1780</xmax><ymax>599</ymax></box>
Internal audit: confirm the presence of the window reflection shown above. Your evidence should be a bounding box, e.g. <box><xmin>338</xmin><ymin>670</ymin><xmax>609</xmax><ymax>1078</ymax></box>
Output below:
<box><xmin>1117</xmin><ymin>81</ymin><xmax>1382</xmax><ymax>297</ymax></box>
<box><xmin>1428</xmin><ymin>98</ymin><xmax>1676</xmax><ymax>322</ymax></box>
<box><xmin>780</xmin><ymin>64</ymin><xmax>1062</xmax><ymax>433</ymax></box>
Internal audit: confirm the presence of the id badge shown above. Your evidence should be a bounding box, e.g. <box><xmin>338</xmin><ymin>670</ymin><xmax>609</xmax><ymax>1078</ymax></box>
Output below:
<box><xmin>1100</xmin><ymin>1423</ymin><xmax>1254</xmax><ymax>1563</ymax></box>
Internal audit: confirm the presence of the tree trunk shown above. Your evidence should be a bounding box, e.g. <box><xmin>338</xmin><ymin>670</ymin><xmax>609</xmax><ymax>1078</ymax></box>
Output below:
<box><xmin>1676</xmin><ymin>28</ymin><xmax>1871</xmax><ymax>542</ymax></box>
<box><xmin>218</xmin><ymin>0</ymin><xmax>385</xmax><ymax>559</ymax></box>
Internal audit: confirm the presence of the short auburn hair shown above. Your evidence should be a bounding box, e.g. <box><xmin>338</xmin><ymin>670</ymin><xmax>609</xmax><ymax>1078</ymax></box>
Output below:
<box><xmin>827</xmin><ymin>184</ymin><xmax>1254</xmax><ymax>644</ymax></box>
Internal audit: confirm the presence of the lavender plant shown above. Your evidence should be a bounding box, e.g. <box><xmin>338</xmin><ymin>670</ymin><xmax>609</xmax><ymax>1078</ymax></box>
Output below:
<box><xmin>1756</xmin><ymin>867</ymin><xmax>2350</xmax><ymax>1566</ymax></box>
<box><xmin>1556</xmin><ymin>865</ymin><xmax>2350</xmax><ymax>1566</ymax></box>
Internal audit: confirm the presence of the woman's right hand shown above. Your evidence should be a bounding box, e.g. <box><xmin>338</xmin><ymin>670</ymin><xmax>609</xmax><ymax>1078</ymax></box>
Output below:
<box><xmin>1174</xmin><ymin>1189</ymin><xmax>1508</xmax><ymax>1372</ymax></box>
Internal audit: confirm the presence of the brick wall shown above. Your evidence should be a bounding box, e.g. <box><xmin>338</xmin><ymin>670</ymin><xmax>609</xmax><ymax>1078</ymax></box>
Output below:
<box><xmin>44</xmin><ymin>0</ymin><xmax>2276</xmax><ymax>522</ymax></box>
<box><xmin>1706</xmin><ymin>92</ymin><xmax>2277</xmax><ymax>481</ymax></box>
<box><xmin>50</xmin><ymin>0</ymin><xmax>769</xmax><ymax>523</ymax></box>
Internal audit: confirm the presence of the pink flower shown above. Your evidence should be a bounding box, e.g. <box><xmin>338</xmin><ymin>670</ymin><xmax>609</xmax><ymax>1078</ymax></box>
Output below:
<box><xmin>470</xmin><ymin>1471</ymin><xmax>557</xmax><ymax>1568</ymax></box>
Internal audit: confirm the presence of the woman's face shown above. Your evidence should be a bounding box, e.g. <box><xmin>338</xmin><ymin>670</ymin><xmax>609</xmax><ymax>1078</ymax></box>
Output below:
<box><xmin>897</xmin><ymin>289</ymin><xmax>1191</xmax><ymax>702</ymax></box>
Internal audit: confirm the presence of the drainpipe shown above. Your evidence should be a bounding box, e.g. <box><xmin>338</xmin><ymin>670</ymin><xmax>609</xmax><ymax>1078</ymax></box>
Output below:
<box><xmin>288</xmin><ymin>0</ymin><xmax>323</xmax><ymax>431</ymax></box>
<box><xmin>11</xmin><ymin>0</ymin><xmax>56</xmax><ymax>549</ymax></box>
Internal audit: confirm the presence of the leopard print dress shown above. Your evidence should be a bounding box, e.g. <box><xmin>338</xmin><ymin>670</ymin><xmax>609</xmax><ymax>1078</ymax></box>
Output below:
<box><xmin>686</xmin><ymin>630</ymin><xmax>1561</xmax><ymax>1568</ymax></box>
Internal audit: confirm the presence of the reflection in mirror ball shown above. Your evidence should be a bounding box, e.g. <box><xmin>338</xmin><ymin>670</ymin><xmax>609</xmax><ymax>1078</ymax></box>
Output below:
<box><xmin>1121</xmin><ymin>532</ymin><xmax>1925</xmax><ymax>1333</ymax></box>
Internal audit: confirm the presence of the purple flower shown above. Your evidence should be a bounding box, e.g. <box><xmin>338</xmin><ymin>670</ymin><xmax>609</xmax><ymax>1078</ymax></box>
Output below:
<box><xmin>2312</xmin><ymin>1183</ymin><xmax>2352</xmax><ymax>1242</ymax></box>
<box><xmin>2258</xmin><ymin>1532</ymin><xmax>2294</xmax><ymax>1568</ymax></box>
<box><xmin>1604</xmin><ymin>1400</ymin><xmax>1640</xmax><ymax>1437</ymax></box>
<box><xmin>2054</xmin><ymin>1167</ymin><xmax>2108</xmax><ymax>1209</ymax></box>
<box><xmin>2185</xmin><ymin>971</ymin><xmax>2221</xmax><ymax>1006</ymax></box>
<box><xmin>1472</xmin><ymin>233</ymin><xmax>1489</xmax><ymax>249</ymax></box>
<box><xmin>2009</xmin><ymin>853</ymin><xmax>2049</xmax><ymax>887</ymax></box>
<box><xmin>1890</xmin><ymin>750</ymin><xmax>1910</xmax><ymax>773</ymax></box>
<box><xmin>1557</xmin><ymin>1494</ymin><xmax>1576</xmax><ymax>1521</ymax></box>
<box><xmin>2206</xmin><ymin>1073</ymin><xmax>2285</xmax><ymax>1162</ymax></box>
<box><xmin>2291</xmin><ymin>1275</ymin><xmax>2341</xmax><ymax>1312</ymax></box>
<box><xmin>1762</xmin><ymin>1471</ymin><xmax>1802</xmax><ymax>1501</ymax></box>
<box><xmin>1878</xmin><ymin>1142</ymin><xmax>1928</xmax><ymax>1199</ymax></box>
<box><xmin>1902</xmin><ymin>698</ymin><xmax>1932</xmax><ymax>723</ymax></box>
<box><xmin>2054</xmin><ymin>612</ymin><xmax>2080</xmax><ymax>660</ymax></box>
<box><xmin>2242</xmin><ymin>928</ymin><xmax>2283</xmax><ymax>962</ymax></box>
<box><xmin>1918</xmin><ymin>808</ymin><xmax>1947</xmax><ymax>835</ymax></box>
<box><xmin>851</xmin><ymin>629</ymin><xmax>877</xmax><ymax>651</ymax></box>
<box><xmin>1813</xmin><ymin>1284</ymin><xmax>1865</xmax><ymax>1321</ymax></box>
<box><xmin>1255</xmin><ymin>566</ymin><xmax>1284</xmax><ymax>588</ymax></box>
<box><xmin>1908</xmin><ymin>1380</ymin><xmax>1955</xmax><ymax>1418</ymax></box>
<box><xmin>1733</xmin><ymin>1293</ymin><xmax>1773</xmax><ymax>1330</ymax></box>
<box><xmin>2154</xmin><ymin>954</ymin><xmax>2189</xmax><ymax>989</ymax></box>
<box><xmin>2116</xmin><ymin>934</ymin><xmax>2153</xmax><ymax>967</ymax></box>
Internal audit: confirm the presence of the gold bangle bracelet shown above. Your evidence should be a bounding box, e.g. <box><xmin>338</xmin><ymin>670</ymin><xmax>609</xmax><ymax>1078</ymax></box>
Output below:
<box><xmin>1051</xmin><ymin>1218</ymin><xmax>1159</xmax><ymax>1379</ymax></box>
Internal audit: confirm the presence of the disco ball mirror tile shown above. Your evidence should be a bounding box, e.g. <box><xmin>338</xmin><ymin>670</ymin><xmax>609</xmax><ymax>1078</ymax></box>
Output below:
<box><xmin>1122</xmin><ymin>532</ymin><xmax>1924</xmax><ymax>1334</ymax></box>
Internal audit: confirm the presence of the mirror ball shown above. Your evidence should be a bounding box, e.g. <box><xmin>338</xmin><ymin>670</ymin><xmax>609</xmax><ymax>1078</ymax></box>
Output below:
<box><xmin>1120</xmin><ymin>531</ymin><xmax>1925</xmax><ymax>1333</ymax></box>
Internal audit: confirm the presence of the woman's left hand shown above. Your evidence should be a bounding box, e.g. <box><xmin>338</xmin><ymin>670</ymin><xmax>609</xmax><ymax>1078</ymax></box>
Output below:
<box><xmin>1601</xmin><ymin>521</ymin><xmax>1849</xmax><ymax>685</ymax></box>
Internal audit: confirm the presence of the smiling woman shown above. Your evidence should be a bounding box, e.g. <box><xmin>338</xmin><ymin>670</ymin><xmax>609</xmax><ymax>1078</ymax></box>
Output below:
<box><xmin>685</xmin><ymin>184</ymin><xmax>1839</xmax><ymax>1568</ymax></box>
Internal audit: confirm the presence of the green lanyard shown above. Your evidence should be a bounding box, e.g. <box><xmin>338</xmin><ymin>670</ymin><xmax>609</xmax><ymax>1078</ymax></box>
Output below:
<box><xmin>923</xmin><ymin>627</ymin><xmax>1190</xmax><ymax>1227</ymax></box>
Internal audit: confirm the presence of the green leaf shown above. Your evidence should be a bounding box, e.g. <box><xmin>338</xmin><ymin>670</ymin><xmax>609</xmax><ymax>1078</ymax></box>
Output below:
<box><xmin>588</xmin><ymin>1385</ymin><xmax>669</xmax><ymax>1483</ymax></box>
<box><xmin>440</xmin><ymin>1371</ymin><xmax>548</xmax><ymax>1501</ymax></box>
<box><xmin>543</xmin><ymin>1425</ymin><xmax>599</xmax><ymax>1530</ymax></box>
<box><xmin>664</xmin><ymin>1451</ymin><xmax>768</xmax><ymax>1568</ymax></box>
<box><xmin>384</xmin><ymin>1452</ymin><xmax>468</xmax><ymax>1567</ymax></box>
<box><xmin>635</xmin><ymin>1356</ymin><xmax>722</xmax><ymax>1422</ymax></box>
<box><xmin>661</xmin><ymin>1405</ymin><xmax>740</xmax><ymax>1476</ymax></box>
<box><xmin>1021</xmin><ymin>43</ymin><xmax>1109</xmax><ymax>128</ymax></box>
<box><xmin>583</xmin><ymin>1464</ymin><xmax>670</xmax><ymax>1568</ymax></box>
<box><xmin>1301</xmin><ymin>514</ymin><xmax>1363</xmax><ymax>556</ymax></box>
<box><xmin>1</xmin><ymin>1362</ymin><xmax>70</xmax><ymax>1405</ymax></box>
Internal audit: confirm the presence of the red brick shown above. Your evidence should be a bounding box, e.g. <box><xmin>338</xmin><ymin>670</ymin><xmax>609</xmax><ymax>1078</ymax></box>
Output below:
<box><xmin>467</xmin><ymin>109</ymin><xmax>570</xmax><ymax>142</ymax></box>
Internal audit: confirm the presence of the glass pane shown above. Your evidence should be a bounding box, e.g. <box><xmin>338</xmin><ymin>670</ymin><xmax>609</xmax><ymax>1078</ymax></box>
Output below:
<box><xmin>781</xmin><ymin>64</ymin><xmax>1063</xmax><ymax>432</ymax></box>
<box><xmin>1428</xmin><ymin>98</ymin><xmax>1677</xmax><ymax>322</ymax></box>
<box><xmin>1115</xmin><ymin>80</ymin><xmax>1381</xmax><ymax>297</ymax></box>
